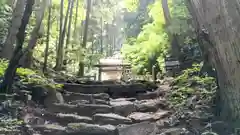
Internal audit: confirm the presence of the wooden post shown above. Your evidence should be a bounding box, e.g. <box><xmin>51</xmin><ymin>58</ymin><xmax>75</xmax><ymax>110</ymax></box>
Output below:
<box><xmin>152</xmin><ymin>65</ymin><xmax>156</xmax><ymax>83</ymax></box>
<box><xmin>98</xmin><ymin>67</ymin><xmax>102</xmax><ymax>81</ymax></box>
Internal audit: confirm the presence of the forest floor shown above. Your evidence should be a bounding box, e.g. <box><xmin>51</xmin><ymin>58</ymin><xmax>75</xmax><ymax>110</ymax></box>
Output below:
<box><xmin>0</xmin><ymin>70</ymin><xmax>232</xmax><ymax>135</ymax></box>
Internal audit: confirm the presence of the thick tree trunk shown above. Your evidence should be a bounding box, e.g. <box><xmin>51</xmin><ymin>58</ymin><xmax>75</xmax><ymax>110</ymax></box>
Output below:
<box><xmin>0</xmin><ymin>0</ymin><xmax>34</xmax><ymax>93</ymax></box>
<box><xmin>0</xmin><ymin>0</ymin><xmax>25</xmax><ymax>59</ymax></box>
<box><xmin>188</xmin><ymin>0</ymin><xmax>240</xmax><ymax>122</ymax></box>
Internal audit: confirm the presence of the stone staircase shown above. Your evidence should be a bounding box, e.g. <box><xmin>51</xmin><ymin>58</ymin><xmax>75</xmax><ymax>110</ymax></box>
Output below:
<box><xmin>22</xmin><ymin>81</ymin><xmax>172</xmax><ymax>135</ymax></box>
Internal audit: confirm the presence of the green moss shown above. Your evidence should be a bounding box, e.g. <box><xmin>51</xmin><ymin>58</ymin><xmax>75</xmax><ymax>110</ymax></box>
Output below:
<box><xmin>168</xmin><ymin>64</ymin><xmax>217</xmax><ymax>107</ymax></box>
<box><xmin>0</xmin><ymin>59</ymin><xmax>63</xmax><ymax>89</ymax></box>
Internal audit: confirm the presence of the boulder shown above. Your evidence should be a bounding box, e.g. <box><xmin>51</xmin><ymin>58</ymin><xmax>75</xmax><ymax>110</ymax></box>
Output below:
<box><xmin>44</xmin><ymin>87</ymin><xmax>64</xmax><ymax>109</ymax></box>
<box><xmin>110</xmin><ymin>100</ymin><xmax>136</xmax><ymax>116</ymax></box>
<box><xmin>93</xmin><ymin>113</ymin><xmax>132</xmax><ymax>125</ymax></box>
<box><xmin>118</xmin><ymin>122</ymin><xmax>157</xmax><ymax>135</ymax></box>
<box><xmin>66</xmin><ymin>123</ymin><xmax>119</xmax><ymax>135</ymax></box>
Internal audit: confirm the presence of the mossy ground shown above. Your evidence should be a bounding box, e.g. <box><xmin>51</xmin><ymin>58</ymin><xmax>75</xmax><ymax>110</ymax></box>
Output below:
<box><xmin>0</xmin><ymin>59</ymin><xmax>63</xmax><ymax>90</ymax></box>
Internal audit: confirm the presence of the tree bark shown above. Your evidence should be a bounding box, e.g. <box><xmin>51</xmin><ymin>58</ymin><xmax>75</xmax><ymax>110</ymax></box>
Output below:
<box><xmin>20</xmin><ymin>0</ymin><xmax>47</xmax><ymax>68</ymax></box>
<box><xmin>0</xmin><ymin>0</ymin><xmax>25</xmax><ymax>60</ymax></box>
<box><xmin>64</xmin><ymin>0</ymin><xmax>75</xmax><ymax>63</ymax></box>
<box><xmin>55</xmin><ymin>0</ymin><xmax>71</xmax><ymax>71</ymax></box>
<box><xmin>188</xmin><ymin>0</ymin><xmax>240</xmax><ymax>123</ymax></box>
<box><xmin>43</xmin><ymin>0</ymin><xmax>52</xmax><ymax>73</ymax></box>
<box><xmin>78</xmin><ymin>0</ymin><xmax>92</xmax><ymax>76</ymax></box>
<box><xmin>161</xmin><ymin>0</ymin><xmax>181</xmax><ymax>59</ymax></box>
<box><xmin>0</xmin><ymin>0</ymin><xmax>34</xmax><ymax>93</ymax></box>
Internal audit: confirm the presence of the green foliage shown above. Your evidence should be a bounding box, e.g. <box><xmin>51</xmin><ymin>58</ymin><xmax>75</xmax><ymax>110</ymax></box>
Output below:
<box><xmin>123</xmin><ymin>0</ymin><xmax>139</xmax><ymax>12</ymax></box>
<box><xmin>168</xmin><ymin>64</ymin><xmax>216</xmax><ymax>107</ymax></box>
<box><xmin>168</xmin><ymin>0</ymin><xmax>196</xmax><ymax>45</ymax></box>
<box><xmin>122</xmin><ymin>0</ymin><xmax>169</xmax><ymax>74</ymax></box>
<box><xmin>0</xmin><ymin>59</ymin><xmax>63</xmax><ymax>89</ymax></box>
<box><xmin>0</xmin><ymin>1</ymin><xmax>11</xmax><ymax>45</ymax></box>
<box><xmin>0</xmin><ymin>118</ymin><xmax>23</xmax><ymax>132</ymax></box>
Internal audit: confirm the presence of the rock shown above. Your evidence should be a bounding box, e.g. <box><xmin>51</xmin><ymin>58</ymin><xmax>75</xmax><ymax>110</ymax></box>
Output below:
<box><xmin>111</xmin><ymin>98</ymin><xmax>137</xmax><ymax>102</ymax></box>
<box><xmin>118</xmin><ymin>122</ymin><xmax>157</xmax><ymax>135</ymax></box>
<box><xmin>110</xmin><ymin>100</ymin><xmax>136</xmax><ymax>116</ymax></box>
<box><xmin>48</xmin><ymin>103</ymin><xmax>113</xmax><ymax>116</ymax></box>
<box><xmin>66</xmin><ymin>123</ymin><xmax>119</xmax><ymax>135</ymax></box>
<box><xmin>31</xmin><ymin>85</ymin><xmax>48</xmax><ymax>105</ymax></box>
<box><xmin>32</xmin><ymin>124</ymin><xmax>66</xmax><ymax>135</ymax></box>
<box><xmin>70</xmin><ymin>99</ymin><xmax>109</xmax><ymax>105</ymax></box>
<box><xmin>136</xmin><ymin>90</ymin><xmax>164</xmax><ymax>100</ymax></box>
<box><xmin>34</xmin><ymin>109</ymin><xmax>93</xmax><ymax>125</ymax></box>
<box><xmin>63</xmin><ymin>83</ymin><xmax>150</xmax><ymax>96</ymax></box>
<box><xmin>63</xmin><ymin>83</ymin><xmax>108</xmax><ymax>93</ymax></box>
<box><xmin>135</xmin><ymin>99</ymin><xmax>168</xmax><ymax>112</ymax></box>
<box><xmin>128</xmin><ymin>112</ymin><xmax>154</xmax><ymax>122</ymax></box>
<box><xmin>93</xmin><ymin>113</ymin><xmax>132</xmax><ymax>125</ymax></box>
<box><xmin>158</xmin><ymin>128</ymin><xmax>188</xmax><ymax>135</ymax></box>
<box><xmin>153</xmin><ymin>111</ymin><xmax>171</xmax><ymax>120</ymax></box>
<box><xmin>63</xmin><ymin>92</ymin><xmax>109</xmax><ymax>102</ymax></box>
<box><xmin>44</xmin><ymin>87</ymin><xmax>64</xmax><ymax>109</ymax></box>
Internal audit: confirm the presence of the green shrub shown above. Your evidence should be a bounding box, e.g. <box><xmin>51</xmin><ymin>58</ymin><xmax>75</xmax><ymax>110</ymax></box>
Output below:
<box><xmin>0</xmin><ymin>59</ymin><xmax>63</xmax><ymax>89</ymax></box>
<box><xmin>168</xmin><ymin>64</ymin><xmax>217</xmax><ymax>107</ymax></box>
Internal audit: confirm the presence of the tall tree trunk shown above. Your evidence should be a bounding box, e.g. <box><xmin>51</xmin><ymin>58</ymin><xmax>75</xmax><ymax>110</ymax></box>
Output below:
<box><xmin>0</xmin><ymin>0</ymin><xmax>34</xmax><ymax>93</ymax></box>
<box><xmin>78</xmin><ymin>0</ymin><xmax>92</xmax><ymax>76</ymax></box>
<box><xmin>59</xmin><ymin>0</ymin><xmax>64</xmax><ymax>38</ymax></box>
<box><xmin>43</xmin><ymin>0</ymin><xmax>52</xmax><ymax>73</ymax></box>
<box><xmin>64</xmin><ymin>0</ymin><xmax>75</xmax><ymax>65</ymax></box>
<box><xmin>188</xmin><ymin>0</ymin><xmax>240</xmax><ymax>123</ymax></box>
<box><xmin>55</xmin><ymin>0</ymin><xmax>71</xmax><ymax>71</ymax></box>
<box><xmin>20</xmin><ymin>0</ymin><xmax>47</xmax><ymax>68</ymax></box>
<box><xmin>73</xmin><ymin>0</ymin><xmax>79</xmax><ymax>39</ymax></box>
<box><xmin>0</xmin><ymin>0</ymin><xmax>25</xmax><ymax>59</ymax></box>
<box><xmin>161</xmin><ymin>0</ymin><xmax>180</xmax><ymax>58</ymax></box>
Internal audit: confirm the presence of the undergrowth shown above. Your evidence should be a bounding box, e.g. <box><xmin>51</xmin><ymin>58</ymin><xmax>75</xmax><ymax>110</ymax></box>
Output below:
<box><xmin>168</xmin><ymin>64</ymin><xmax>217</xmax><ymax>108</ymax></box>
<box><xmin>0</xmin><ymin>59</ymin><xmax>63</xmax><ymax>89</ymax></box>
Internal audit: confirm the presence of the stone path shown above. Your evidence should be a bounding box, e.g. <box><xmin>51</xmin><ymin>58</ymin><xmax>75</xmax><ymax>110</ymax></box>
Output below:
<box><xmin>21</xmin><ymin>81</ymin><xmax>173</xmax><ymax>135</ymax></box>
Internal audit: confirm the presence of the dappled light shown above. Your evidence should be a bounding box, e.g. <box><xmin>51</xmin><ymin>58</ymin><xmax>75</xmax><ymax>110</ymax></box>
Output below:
<box><xmin>0</xmin><ymin>0</ymin><xmax>237</xmax><ymax>135</ymax></box>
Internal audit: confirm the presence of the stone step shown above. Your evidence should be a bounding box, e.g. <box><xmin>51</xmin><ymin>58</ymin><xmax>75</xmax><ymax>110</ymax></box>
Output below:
<box><xmin>93</xmin><ymin>113</ymin><xmax>132</xmax><ymax>125</ymax></box>
<box><xmin>33</xmin><ymin>109</ymin><xmax>93</xmax><ymax>125</ymax></box>
<box><xmin>63</xmin><ymin>83</ymin><xmax>151</xmax><ymax>97</ymax></box>
<box><xmin>63</xmin><ymin>91</ymin><xmax>110</xmax><ymax>103</ymax></box>
<box><xmin>69</xmin><ymin>99</ymin><xmax>110</xmax><ymax>105</ymax></box>
<box><xmin>31</xmin><ymin>124</ymin><xmax>66</xmax><ymax>135</ymax></box>
<box><xmin>127</xmin><ymin>111</ymin><xmax>170</xmax><ymax>123</ymax></box>
<box><xmin>65</xmin><ymin>123</ymin><xmax>119</xmax><ymax>135</ymax></box>
<box><xmin>117</xmin><ymin>122</ymin><xmax>158</xmax><ymax>135</ymax></box>
<box><xmin>47</xmin><ymin>103</ymin><xmax>113</xmax><ymax>117</ymax></box>
<box><xmin>135</xmin><ymin>99</ymin><xmax>168</xmax><ymax>112</ymax></box>
<box><xmin>136</xmin><ymin>90</ymin><xmax>165</xmax><ymax>100</ymax></box>
<box><xmin>110</xmin><ymin>100</ymin><xmax>136</xmax><ymax>116</ymax></box>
